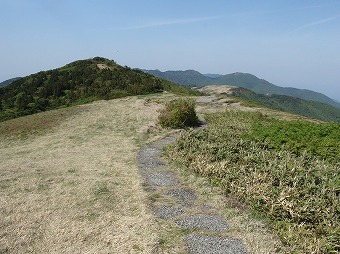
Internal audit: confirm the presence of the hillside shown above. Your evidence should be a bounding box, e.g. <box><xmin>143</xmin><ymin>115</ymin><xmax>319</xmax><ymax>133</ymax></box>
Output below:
<box><xmin>0</xmin><ymin>57</ymin><xmax>196</xmax><ymax>122</ymax></box>
<box><xmin>168</xmin><ymin>109</ymin><xmax>339</xmax><ymax>253</ymax></box>
<box><xmin>231</xmin><ymin>87</ymin><xmax>340</xmax><ymax>123</ymax></box>
<box><xmin>0</xmin><ymin>77</ymin><xmax>22</xmax><ymax>87</ymax></box>
<box><xmin>144</xmin><ymin>69</ymin><xmax>212</xmax><ymax>87</ymax></box>
<box><xmin>203</xmin><ymin>73</ymin><xmax>223</xmax><ymax>78</ymax></box>
<box><xmin>144</xmin><ymin>69</ymin><xmax>340</xmax><ymax>108</ymax></box>
<box><xmin>214</xmin><ymin>73</ymin><xmax>340</xmax><ymax>108</ymax></box>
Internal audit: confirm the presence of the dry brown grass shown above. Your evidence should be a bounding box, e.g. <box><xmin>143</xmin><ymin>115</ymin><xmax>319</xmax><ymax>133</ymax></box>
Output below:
<box><xmin>0</xmin><ymin>96</ymin><xmax>167</xmax><ymax>253</ymax></box>
<box><xmin>0</xmin><ymin>91</ymin><xmax>290</xmax><ymax>253</ymax></box>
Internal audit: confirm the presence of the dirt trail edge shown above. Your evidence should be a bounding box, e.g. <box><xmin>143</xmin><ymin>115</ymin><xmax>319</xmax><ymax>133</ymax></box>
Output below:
<box><xmin>137</xmin><ymin>135</ymin><xmax>249</xmax><ymax>254</ymax></box>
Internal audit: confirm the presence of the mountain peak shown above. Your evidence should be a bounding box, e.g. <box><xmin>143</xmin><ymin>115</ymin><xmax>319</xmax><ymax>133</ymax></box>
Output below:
<box><xmin>143</xmin><ymin>69</ymin><xmax>340</xmax><ymax>108</ymax></box>
<box><xmin>0</xmin><ymin>57</ymin><xmax>186</xmax><ymax>122</ymax></box>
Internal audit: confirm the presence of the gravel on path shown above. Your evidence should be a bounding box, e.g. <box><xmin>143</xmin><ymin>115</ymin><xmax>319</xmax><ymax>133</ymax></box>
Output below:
<box><xmin>137</xmin><ymin>134</ymin><xmax>249</xmax><ymax>253</ymax></box>
<box><xmin>154</xmin><ymin>205</ymin><xmax>185</xmax><ymax>220</ymax></box>
<box><xmin>186</xmin><ymin>234</ymin><xmax>248</xmax><ymax>254</ymax></box>
<box><xmin>176</xmin><ymin>214</ymin><xmax>229</xmax><ymax>232</ymax></box>
<box><xmin>143</xmin><ymin>170</ymin><xmax>180</xmax><ymax>187</ymax></box>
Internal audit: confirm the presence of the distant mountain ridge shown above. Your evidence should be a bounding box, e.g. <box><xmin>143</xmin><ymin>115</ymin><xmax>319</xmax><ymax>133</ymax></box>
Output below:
<box><xmin>203</xmin><ymin>73</ymin><xmax>223</xmax><ymax>78</ymax></box>
<box><xmin>0</xmin><ymin>77</ymin><xmax>22</xmax><ymax>87</ymax></box>
<box><xmin>144</xmin><ymin>70</ymin><xmax>340</xmax><ymax>109</ymax></box>
<box><xmin>144</xmin><ymin>69</ymin><xmax>213</xmax><ymax>87</ymax></box>
<box><xmin>231</xmin><ymin>87</ymin><xmax>340</xmax><ymax>123</ymax></box>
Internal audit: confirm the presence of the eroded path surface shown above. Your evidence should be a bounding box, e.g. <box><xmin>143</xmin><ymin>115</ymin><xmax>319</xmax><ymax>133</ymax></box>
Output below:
<box><xmin>137</xmin><ymin>136</ymin><xmax>249</xmax><ymax>254</ymax></box>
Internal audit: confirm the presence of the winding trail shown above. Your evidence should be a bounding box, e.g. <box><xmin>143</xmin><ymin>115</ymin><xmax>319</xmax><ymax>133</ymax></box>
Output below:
<box><xmin>137</xmin><ymin>135</ymin><xmax>249</xmax><ymax>254</ymax></box>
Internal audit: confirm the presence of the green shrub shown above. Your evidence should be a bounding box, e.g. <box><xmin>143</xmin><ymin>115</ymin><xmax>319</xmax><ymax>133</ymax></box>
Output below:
<box><xmin>158</xmin><ymin>98</ymin><xmax>199</xmax><ymax>128</ymax></box>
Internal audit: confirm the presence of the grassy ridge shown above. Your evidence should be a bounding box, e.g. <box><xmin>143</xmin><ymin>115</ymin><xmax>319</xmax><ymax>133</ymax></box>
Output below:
<box><xmin>167</xmin><ymin>111</ymin><xmax>339</xmax><ymax>253</ymax></box>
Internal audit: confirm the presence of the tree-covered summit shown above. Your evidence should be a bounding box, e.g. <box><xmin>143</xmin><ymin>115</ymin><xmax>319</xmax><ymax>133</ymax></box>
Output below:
<box><xmin>0</xmin><ymin>57</ymin><xmax>195</xmax><ymax>122</ymax></box>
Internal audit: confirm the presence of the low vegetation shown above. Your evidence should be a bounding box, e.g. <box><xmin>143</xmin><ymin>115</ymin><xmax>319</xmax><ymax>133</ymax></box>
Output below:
<box><xmin>246</xmin><ymin>119</ymin><xmax>340</xmax><ymax>163</ymax></box>
<box><xmin>0</xmin><ymin>106</ymin><xmax>81</xmax><ymax>141</ymax></box>
<box><xmin>158</xmin><ymin>98</ymin><xmax>199</xmax><ymax>128</ymax></box>
<box><xmin>167</xmin><ymin>110</ymin><xmax>339</xmax><ymax>253</ymax></box>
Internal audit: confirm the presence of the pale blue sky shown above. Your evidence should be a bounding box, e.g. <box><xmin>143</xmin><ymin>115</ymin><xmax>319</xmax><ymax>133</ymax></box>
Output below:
<box><xmin>1</xmin><ymin>0</ymin><xmax>340</xmax><ymax>100</ymax></box>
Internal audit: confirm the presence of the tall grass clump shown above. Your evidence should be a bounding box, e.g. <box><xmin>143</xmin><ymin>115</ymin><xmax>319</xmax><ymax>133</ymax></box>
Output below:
<box><xmin>158</xmin><ymin>98</ymin><xmax>199</xmax><ymax>128</ymax></box>
<box><xmin>167</xmin><ymin>110</ymin><xmax>339</xmax><ymax>253</ymax></box>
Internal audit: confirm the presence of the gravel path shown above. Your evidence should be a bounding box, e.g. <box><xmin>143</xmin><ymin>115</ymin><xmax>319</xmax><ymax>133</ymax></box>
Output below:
<box><xmin>137</xmin><ymin>135</ymin><xmax>249</xmax><ymax>253</ymax></box>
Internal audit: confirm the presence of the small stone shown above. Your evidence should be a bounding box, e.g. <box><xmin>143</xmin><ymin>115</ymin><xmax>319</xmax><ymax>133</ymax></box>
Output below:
<box><xmin>143</xmin><ymin>171</ymin><xmax>179</xmax><ymax>187</ymax></box>
<box><xmin>165</xmin><ymin>188</ymin><xmax>197</xmax><ymax>201</ymax></box>
<box><xmin>176</xmin><ymin>214</ymin><xmax>229</xmax><ymax>232</ymax></box>
<box><xmin>154</xmin><ymin>205</ymin><xmax>184</xmax><ymax>220</ymax></box>
<box><xmin>186</xmin><ymin>234</ymin><xmax>248</xmax><ymax>254</ymax></box>
<box><xmin>137</xmin><ymin>147</ymin><xmax>165</xmax><ymax>169</ymax></box>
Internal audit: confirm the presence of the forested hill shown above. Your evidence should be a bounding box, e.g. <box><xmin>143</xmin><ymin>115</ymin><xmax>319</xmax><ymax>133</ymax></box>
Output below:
<box><xmin>0</xmin><ymin>77</ymin><xmax>22</xmax><ymax>87</ymax></box>
<box><xmin>214</xmin><ymin>73</ymin><xmax>340</xmax><ymax>108</ymax></box>
<box><xmin>0</xmin><ymin>57</ymin><xmax>195</xmax><ymax>122</ymax></box>
<box><xmin>144</xmin><ymin>70</ymin><xmax>340</xmax><ymax>109</ymax></box>
<box><xmin>231</xmin><ymin>87</ymin><xmax>340</xmax><ymax>123</ymax></box>
<box><xmin>144</xmin><ymin>69</ymin><xmax>213</xmax><ymax>87</ymax></box>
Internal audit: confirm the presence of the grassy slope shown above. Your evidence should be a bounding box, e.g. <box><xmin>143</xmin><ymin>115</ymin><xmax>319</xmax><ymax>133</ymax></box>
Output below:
<box><xmin>5</xmin><ymin>88</ymin><xmax>338</xmax><ymax>253</ymax></box>
<box><xmin>0</xmin><ymin>92</ymin><xmax>291</xmax><ymax>253</ymax></box>
<box><xmin>0</xmin><ymin>95</ymin><xmax>172</xmax><ymax>253</ymax></box>
<box><xmin>168</xmin><ymin>108</ymin><xmax>339</xmax><ymax>253</ymax></box>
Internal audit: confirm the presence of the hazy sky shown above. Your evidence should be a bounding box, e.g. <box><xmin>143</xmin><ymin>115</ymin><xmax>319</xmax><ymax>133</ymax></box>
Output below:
<box><xmin>1</xmin><ymin>0</ymin><xmax>340</xmax><ymax>100</ymax></box>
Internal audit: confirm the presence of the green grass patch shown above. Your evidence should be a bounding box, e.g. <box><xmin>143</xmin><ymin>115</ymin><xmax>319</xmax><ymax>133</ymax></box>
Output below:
<box><xmin>167</xmin><ymin>110</ymin><xmax>339</xmax><ymax>253</ymax></box>
<box><xmin>93</xmin><ymin>181</ymin><xmax>110</xmax><ymax>197</ymax></box>
<box><xmin>246</xmin><ymin>119</ymin><xmax>340</xmax><ymax>163</ymax></box>
<box><xmin>0</xmin><ymin>106</ymin><xmax>82</xmax><ymax>141</ymax></box>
